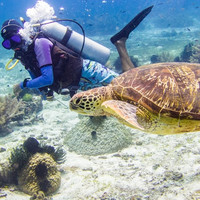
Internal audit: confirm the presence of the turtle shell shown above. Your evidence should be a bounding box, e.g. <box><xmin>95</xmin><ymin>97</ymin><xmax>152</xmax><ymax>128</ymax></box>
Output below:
<box><xmin>111</xmin><ymin>62</ymin><xmax>200</xmax><ymax>119</ymax></box>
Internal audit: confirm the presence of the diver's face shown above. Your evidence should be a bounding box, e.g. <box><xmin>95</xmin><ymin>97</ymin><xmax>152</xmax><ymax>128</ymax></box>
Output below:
<box><xmin>2</xmin><ymin>34</ymin><xmax>22</xmax><ymax>50</ymax></box>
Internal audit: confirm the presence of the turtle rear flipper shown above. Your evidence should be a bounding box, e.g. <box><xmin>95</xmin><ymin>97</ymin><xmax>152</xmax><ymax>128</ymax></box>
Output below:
<box><xmin>101</xmin><ymin>100</ymin><xmax>146</xmax><ymax>130</ymax></box>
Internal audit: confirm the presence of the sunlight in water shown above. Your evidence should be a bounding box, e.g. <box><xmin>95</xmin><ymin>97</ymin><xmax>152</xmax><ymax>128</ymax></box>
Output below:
<box><xmin>19</xmin><ymin>1</ymin><xmax>56</xmax><ymax>45</ymax></box>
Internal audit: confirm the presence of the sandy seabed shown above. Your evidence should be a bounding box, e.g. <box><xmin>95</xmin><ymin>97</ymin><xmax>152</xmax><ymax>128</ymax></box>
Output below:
<box><xmin>0</xmin><ymin>96</ymin><xmax>200</xmax><ymax>200</ymax></box>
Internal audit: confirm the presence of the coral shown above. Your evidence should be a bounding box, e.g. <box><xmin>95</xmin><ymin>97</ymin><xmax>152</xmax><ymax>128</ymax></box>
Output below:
<box><xmin>0</xmin><ymin>95</ymin><xmax>19</xmax><ymax>135</ymax></box>
<box><xmin>0</xmin><ymin>160</ymin><xmax>15</xmax><ymax>186</ymax></box>
<box><xmin>64</xmin><ymin>116</ymin><xmax>132</xmax><ymax>155</ymax></box>
<box><xmin>18</xmin><ymin>153</ymin><xmax>61</xmax><ymax>195</ymax></box>
<box><xmin>189</xmin><ymin>45</ymin><xmax>200</xmax><ymax>63</ymax></box>
<box><xmin>9</xmin><ymin>144</ymin><xmax>31</xmax><ymax>183</ymax></box>
<box><xmin>30</xmin><ymin>191</ymin><xmax>48</xmax><ymax>200</ymax></box>
<box><xmin>3</xmin><ymin>137</ymin><xmax>65</xmax><ymax>198</ymax></box>
<box><xmin>22</xmin><ymin>93</ymin><xmax>33</xmax><ymax>102</ymax></box>
<box><xmin>179</xmin><ymin>42</ymin><xmax>194</xmax><ymax>62</ymax></box>
<box><xmin>0</xmin><ymin>94</ymin><xmax>42</xmax><ymax>136</ymax></box>
<box><xmin>178</xmin><ymin>42</ymin><xmax>200</xmax><ymax>63</ymax></box>
<box><xmin>0</xmin><ymin>137</ymin><xmax>65</xmax><ymax>199</ymax></box>
<box><xmin>151</xmin><ymin>42</ymin><xmax>200</xmax><ymax>64</ymax></box>
<box><xmin>151</xmin><ymin>51</ymin><xmax>174</xmax><ymax>63</ymax></box>
<box><xmin>9</xmin><ymin>137</ymin><xmax>66</xmax><ymax>175</ymax></box>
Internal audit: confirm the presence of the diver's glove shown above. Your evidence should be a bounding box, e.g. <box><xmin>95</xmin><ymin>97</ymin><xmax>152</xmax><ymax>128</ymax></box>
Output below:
<box><xmin>13</xmin><ymin>83</ymin><xmax>23</xmax><ymax>97</ymax></box>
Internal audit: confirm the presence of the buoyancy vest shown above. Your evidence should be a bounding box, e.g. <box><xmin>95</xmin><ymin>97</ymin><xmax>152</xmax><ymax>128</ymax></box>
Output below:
<box><xmin>14</xmin><ymin>34</ymin><xmax>83</xmax><ymax>96</ymax></box>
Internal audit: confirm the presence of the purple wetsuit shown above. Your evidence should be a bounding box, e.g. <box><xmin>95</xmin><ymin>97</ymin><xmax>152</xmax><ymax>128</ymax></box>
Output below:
<box><xmin>20</xmin><ymin>38</ymin><xmax>54</xmax><ymax>89</ymax></box>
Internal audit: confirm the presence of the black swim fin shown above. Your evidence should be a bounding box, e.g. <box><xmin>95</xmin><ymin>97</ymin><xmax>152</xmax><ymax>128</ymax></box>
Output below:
<box><xmin>110</xmin><ymin>5</ymin><xmax>154</xmax><ymax>44</ymax></box>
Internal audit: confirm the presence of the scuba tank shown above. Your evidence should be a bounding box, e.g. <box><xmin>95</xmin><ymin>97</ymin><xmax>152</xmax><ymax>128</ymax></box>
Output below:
<box><xmin>5</xmin><ymin>18</ymin><xmax>111</xmax><ymax>71</ymax></box>
<box><xmin>39</xmin><ymin>20</ymin><xmax>110</xmax><ymax>65</ymax></box>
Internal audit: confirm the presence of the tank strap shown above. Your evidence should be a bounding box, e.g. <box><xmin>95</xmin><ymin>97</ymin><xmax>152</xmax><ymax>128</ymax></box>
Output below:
<box><xmin>61</xmin><ymin>28</ymin><xmax>72</xmax><ymax>45</ymax></box>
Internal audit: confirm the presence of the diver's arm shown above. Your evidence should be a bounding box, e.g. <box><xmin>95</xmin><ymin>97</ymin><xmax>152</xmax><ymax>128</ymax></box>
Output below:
<box><xmin>20</xmin><ymin>65</ymin><xmax>54</xmax><ymax>89</ymax></box>
<box><xmin>27</xmin><ymin>70</ymin><xmax>36</xmax><ymax>79</ymax></box>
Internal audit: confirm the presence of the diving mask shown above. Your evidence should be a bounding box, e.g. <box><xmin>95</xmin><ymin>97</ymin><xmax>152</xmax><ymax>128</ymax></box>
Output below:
<box><xmin>2</xmin><ymin>34</ymin><xmax>22</xmax><ymax>49</ymax></box>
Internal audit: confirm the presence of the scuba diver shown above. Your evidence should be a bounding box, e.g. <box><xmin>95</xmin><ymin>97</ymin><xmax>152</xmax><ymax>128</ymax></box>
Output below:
<box><xmin>0</xmin><ymin>6</ymin><xmax>153</xmax><ymax>99</ymax></box>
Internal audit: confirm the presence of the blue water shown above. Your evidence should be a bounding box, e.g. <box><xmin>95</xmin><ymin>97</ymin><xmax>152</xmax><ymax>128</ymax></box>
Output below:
<box><xmin>0</xmin><ymin>0</ymin><xmax>198</xmax><ymax>51</ymax></box>
<box><xmin>0</xmin><ymin>0</ymin><xmax>200</xmax><ymax>36</ymax></box>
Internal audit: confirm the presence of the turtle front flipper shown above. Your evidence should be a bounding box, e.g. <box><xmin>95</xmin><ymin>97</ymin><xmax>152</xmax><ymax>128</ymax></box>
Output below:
<box><xmin>101</xmin><ymin>100</ymin><xmax>147</xmax><ymax>130</ymax></box>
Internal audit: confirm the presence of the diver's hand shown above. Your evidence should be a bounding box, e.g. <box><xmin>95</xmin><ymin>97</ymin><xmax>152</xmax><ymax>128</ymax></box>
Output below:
<box><xmin>13</xmin><ymin>84</ymin><xmax>23</xmax><ymax>97</ymax></box>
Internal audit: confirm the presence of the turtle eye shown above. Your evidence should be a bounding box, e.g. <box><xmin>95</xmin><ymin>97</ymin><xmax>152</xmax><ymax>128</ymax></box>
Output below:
<box><xmin>75</xmin><ymin>97</ymin><xmax>81</xmax><ymax>104</ymax></box>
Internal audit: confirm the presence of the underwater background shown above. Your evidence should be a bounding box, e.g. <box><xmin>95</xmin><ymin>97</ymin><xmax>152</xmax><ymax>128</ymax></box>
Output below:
<box><xmin>0</xmin><ymin>0</ymin><xmax>200</xmax><ymax>65</ymax></box>
<box><xmin>1</xmin><ymin>0</ymin><xmax>200</xmax><ymax>94</ymax></box>
<box><xmin>1</xmin><ymin>0</ymin><xmax>200</xmax><ymax>200</ymax></box>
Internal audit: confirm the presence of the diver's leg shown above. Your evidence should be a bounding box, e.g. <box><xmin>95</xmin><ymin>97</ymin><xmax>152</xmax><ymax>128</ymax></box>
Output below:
<box><xmin>110</xmin><ymin>6</ymin><xmax>153</xmax><ymax>72</ymax></box>
<box><xmin>110</xmin><ymin>12</ymin><xmax>141</xmax><ymax>72</ymax></box>
<box><xmin>113</xmin><ymin>38</ymin><xmax>135</xmax><ymax>72</ymax></box>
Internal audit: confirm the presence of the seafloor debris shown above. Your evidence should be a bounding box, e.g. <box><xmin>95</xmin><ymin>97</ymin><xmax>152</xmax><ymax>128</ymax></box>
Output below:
<box><xmin>0</xmin><ymin>93</ymin><xmax>42</xmax><ymax>136</ymax></box>
<box><xmin>0</xmin><ymin>137</ymin><xmax>66</xmax><ymax>199</ymax></box>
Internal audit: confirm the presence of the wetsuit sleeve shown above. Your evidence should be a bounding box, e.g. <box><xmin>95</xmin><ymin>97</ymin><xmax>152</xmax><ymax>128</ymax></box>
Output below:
<box><xmin>20</xmin><ymin>65</ymin><xmax>54</xmax><ymax>89</ymax></box>
<box><xmin>27</xmin><ymin>70</ymin><xmax>36</xmax><ymax>79</ymax></box>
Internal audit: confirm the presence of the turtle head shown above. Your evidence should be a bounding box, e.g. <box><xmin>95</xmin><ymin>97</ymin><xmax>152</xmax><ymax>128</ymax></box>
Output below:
<box><xmin>69</xmin><ymin>86</ymin><xmax>109</xmax><ymax>116</ymax></box>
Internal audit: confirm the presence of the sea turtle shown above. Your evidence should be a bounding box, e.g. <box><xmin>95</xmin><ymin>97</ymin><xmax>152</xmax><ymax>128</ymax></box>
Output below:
<box><xmin>69</xmin><ymin>62</ymin><xmax>200</xmax><ymax>135</ymax></box>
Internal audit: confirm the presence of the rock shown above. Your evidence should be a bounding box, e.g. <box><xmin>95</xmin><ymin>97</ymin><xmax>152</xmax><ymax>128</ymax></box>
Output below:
<box><xmin>165</xmin><ymin>171</ymin><xmax>183</xmax><ymax>181</ymax></box>
<box><xmin>0</xmin><ymin>147</ymin><xmax>6</xmax><ymax>152</ymax></box>
<box><xmin>0</xmin><ymin>190</ymin><xmax>7</xmax><ymax>198</ymax></box>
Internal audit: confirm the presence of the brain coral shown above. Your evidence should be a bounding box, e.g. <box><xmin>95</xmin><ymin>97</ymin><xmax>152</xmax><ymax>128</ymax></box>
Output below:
<box><xmin>18</xmin><ymin>153</ymin><xmax>61</xmax><ymax>195</ymax></box>
<box><xmin>64</xmin><ymin>116</ymin><xmax>133</xmax><ymax>155</ymax></box>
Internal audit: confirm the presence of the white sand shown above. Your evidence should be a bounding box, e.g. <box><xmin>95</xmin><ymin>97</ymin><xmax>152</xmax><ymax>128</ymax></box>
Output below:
<box><xmin>0</xmin><ymin>96</ymin><xmax>200</xmax><ymax>200</ymax></box>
